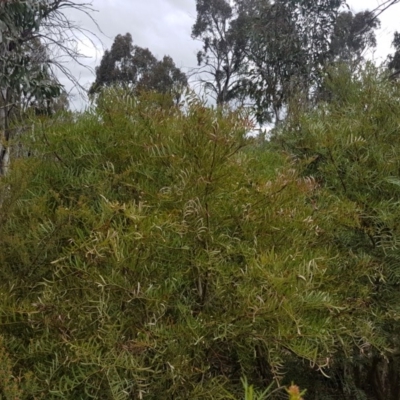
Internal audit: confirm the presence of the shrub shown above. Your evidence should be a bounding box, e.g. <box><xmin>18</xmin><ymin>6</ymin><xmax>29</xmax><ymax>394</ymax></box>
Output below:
<box><xmin>274</xmin><ymin>63</ymin><xmax>400</xmax><ymax>399</ymax></box>
<box><xmin>0</xmin><ymin>88</ymin><xmax>391</xmax><ymax>398</ymax></box>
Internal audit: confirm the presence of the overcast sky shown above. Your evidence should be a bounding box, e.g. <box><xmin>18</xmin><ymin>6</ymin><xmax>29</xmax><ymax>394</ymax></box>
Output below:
<box><xmin>60</xmin><ymin>0</ymin><xmax>400</xmax><ymax>110</ymax></box>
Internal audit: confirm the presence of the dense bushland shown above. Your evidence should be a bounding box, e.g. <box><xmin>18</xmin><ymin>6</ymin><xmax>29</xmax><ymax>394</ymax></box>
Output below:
<box><xmin>273</xmin><ymin>64</ymin><xmax>400</xmax><ymax>399</ymax></box>
<box><xmin>0</xmin><ymin>70</ymin><xmax>400</xmax><ymax>398</ymax></box>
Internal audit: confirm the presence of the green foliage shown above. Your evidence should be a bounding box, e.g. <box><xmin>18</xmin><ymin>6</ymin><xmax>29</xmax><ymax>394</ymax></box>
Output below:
<box><xmin>329</xmin><ymin>10</ymin><xmax>380</xmax><ymax>65</ymax></box>
<box><xmin>0</xmin><ymin>1</ymin><xmax>62</xmax><ymax>102</ymax></box>
<box><xmin>241</xmin><ymin>377</ymin><xmax>279</xmax><ymax>400</ymax></box>
<box><xmin>89</xmin><ymin>33</ymin><xmax>187</xmax><ymax>102</ymax></box>
<box><xmin>191</xmin><ymin>0</ymin><xmax>248</xmax><ymax>105</ymax></box>
<box><xmin>0</xmin><ymin>85</ymin><xmax>398</xmax><ymax>398</ymax></box>
<box><xmin>274</xmin><ymin>63</ymin><xmax>400</xmax><ymax>398</ymax></box>
<box><xmin>192</xmin><ymin>1</ymin><xmax>381</xmax><ymax>123</ymax></box>
<box><xmin>243</xmin><ymin>0</ymin><xmax>381</xmax><ymax>124</ymax></box>
<box><xmin>388</xmin><ymin>31</ymin><xmax>400</xmax><ymax>78</ymax></box>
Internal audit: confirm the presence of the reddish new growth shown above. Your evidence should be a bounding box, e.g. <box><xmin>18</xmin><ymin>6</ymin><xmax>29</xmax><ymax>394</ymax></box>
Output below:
<box><xmin>287</xmin><ymin>384</ymin><xmax>304</xmax><ymax>400</ymax></box>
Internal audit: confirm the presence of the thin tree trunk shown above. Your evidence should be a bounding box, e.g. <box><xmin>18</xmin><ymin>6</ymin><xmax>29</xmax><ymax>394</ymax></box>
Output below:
<box><xmin>0</xmin><ymin>87</ymin><xmax>11</xmax><ymax>176</ymax></box>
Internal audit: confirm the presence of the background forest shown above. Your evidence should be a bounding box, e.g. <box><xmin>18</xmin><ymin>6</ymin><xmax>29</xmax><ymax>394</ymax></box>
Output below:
<box><xmin>2</xmin><ymin>1</ymin><xmax>400</xmax><ymax>399</ymax></box>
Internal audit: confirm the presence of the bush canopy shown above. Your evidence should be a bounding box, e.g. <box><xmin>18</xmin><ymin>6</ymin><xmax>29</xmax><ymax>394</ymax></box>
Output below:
<box><xmin>1</xmin><ymin>69</ymin><xmax>400</xmax><ymax>398</ymax></box>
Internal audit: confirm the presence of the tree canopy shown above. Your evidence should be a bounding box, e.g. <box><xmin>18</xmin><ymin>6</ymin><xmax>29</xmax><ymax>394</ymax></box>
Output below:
<box><xmin>191</xmin><ymin>0</ymin><xmax>248</xmax><ymax>105</ymax></box>
<box><xmin>191</xmin><ymin>0</ymin><xmax>381</xmax><ymax>123</ymax></box>
<box><xmin>89</xmin><ymin>33</ymin><xmax>188</xmax><ymax>101</ymax></box>
<box><xmin>329</xmin><ymin>10</ymin><xmax>380</xmax><ymax>64</ymax></box>
<box><xmin>388</xmin><ymin>31</ymin><xmax>400</xmax><ymax>78</ymax></box>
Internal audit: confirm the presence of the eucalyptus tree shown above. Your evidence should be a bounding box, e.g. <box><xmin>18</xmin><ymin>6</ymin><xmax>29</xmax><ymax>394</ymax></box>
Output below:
<box><xmin>388</xmin><ymin>32</ymin><xmax>400</xmax><ymax>79</ymax></box>
<box><xmin>191</xmin><ymin>0</ymin><xmax>249</xmax><ymax>106</ymax></box>
<box><xmin>329</xmin><ymin>10</ymin><xmax>380</xmax><ymax>66</ymax></box>
<box><xmin>241</xmin><ymin>0</ymin><xmax>350</xmax><ymax>124</ymax></box>
<box><xmin>192</xmin><ymin>0</ymin><xmax>349</xmax><ymax>122</ymax></box>
<box><xmin>89</xmin><ymin>33</ymin><xmax>188</xmax><ymax>103</ymax></box>
<box><xmin>0</xmin><ymin>0</ymin><xmax>97</xmax><ymax>175</ymax></box>
<box><xmin>192</xmin><ymin>0</ymin><xmax>384</xmax><ymax>124</ymax></box>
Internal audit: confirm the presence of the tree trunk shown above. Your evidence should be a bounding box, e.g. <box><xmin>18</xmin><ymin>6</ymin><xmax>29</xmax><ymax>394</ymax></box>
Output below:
<box><xmin>0</xmin><ymin>87</ymin><xmax>11</xmax><ymax>176</ymax></box>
